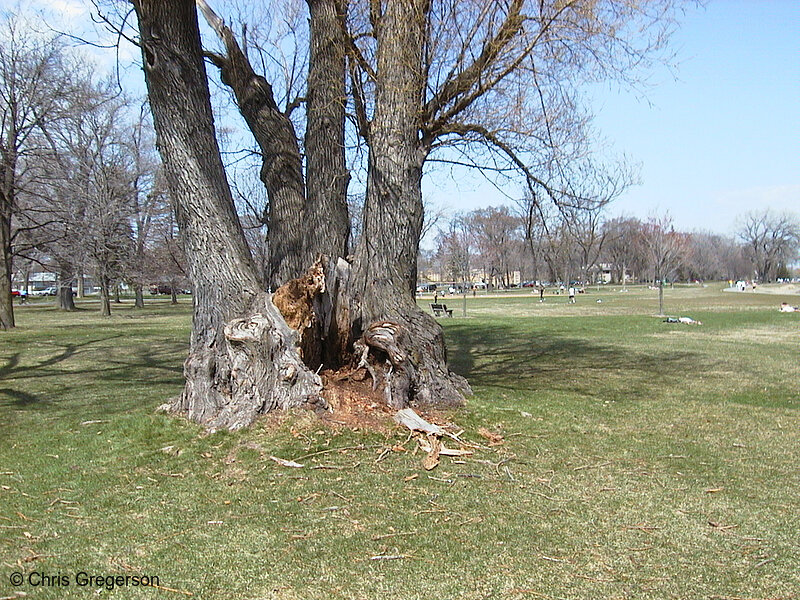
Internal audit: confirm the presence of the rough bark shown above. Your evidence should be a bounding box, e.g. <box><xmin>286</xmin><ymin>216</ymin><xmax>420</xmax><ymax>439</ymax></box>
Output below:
<box><xmin>350</xmin><ymin>0</ymin><xmax>469</xmax><ymax>408</ymax></box>
<box><xmin>0</xmin><ymin>150</ymin><xmax>15</xmax><ymax>330</ymax></box>
<box><xmin>133</xmin><ymin>0</ymin><xmax>325</xmax><ymax>431</ymax></box>
<box><xmin>304</xmin><ymin>0</ymin><xmax>350</xmax><ymax>260</ymax></box>
<box><xmin>134</xmin><ymin>283</ymin><xmax>145</xmax><ymax>308</ymax></box>
<box><xmin>196</xmin><ymin>0</ymin><xmax>309</xmax><ymax>289</ymax></box>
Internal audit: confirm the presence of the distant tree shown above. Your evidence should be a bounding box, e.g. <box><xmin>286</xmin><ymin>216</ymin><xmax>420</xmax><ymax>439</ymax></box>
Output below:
<box><xmin>564</xmin><ymin>206</ymin><xmax>608</xmax><ymax>285</ymax></box>
<box><xmin>434</xmin><ymin>213</ymin><xmax>473</xmax><ymax>284</ymax></box>
<box><xmin>639</xmin><ymin>214</ymin><xmax>689</xmax><ymax>316</ymax></box>
<box><xmin>737</xmin><ymin>210</ymin><xmax>800</xmax><ymax>283</ymax></box>
<box><xmin>0</xmin><ymin>16</ymin><xmax>82</xmax><ymax>328</ymax></box>
<box><xmin>471</xmin><ymin>206</ymin><xmax>522</xmax><ymax>288</ymax></box>
<box><xmin>125</xmin><ymin>108</ymin><xmax>166</xmax><ymax>309</ymax></box>
<box><xmin>602</xmin><ymin>217</ymin><xmax>644</xmax><ymax>285</ymax></box>
<box><xmin>684</xmin><ymin>232</ymin><xmax>747</xmax><ymax>282</ymax></box>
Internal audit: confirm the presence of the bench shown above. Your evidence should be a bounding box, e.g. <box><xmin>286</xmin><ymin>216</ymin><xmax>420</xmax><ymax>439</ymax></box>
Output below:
<box><xmin>430</xmin><ymin>303</ymin><xmax>453</xmax><ymax>318</ymax></box>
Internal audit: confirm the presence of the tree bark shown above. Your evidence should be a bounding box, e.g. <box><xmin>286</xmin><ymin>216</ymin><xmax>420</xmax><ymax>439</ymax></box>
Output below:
<box><xmin>0</xmin><ymin>149</ymin><xmax>16</xmax><ymax>330</ymax></box>
<box><xmin>0</xmin><ymin>214</ymin><xmax>12</xmax><ymax>329</ymax></box>
<box><xmin>99</xmin><ymin>274</ymin><xmax>111</xmax><ymax>316</ymax></box>
<box><xmin>350</xmin><ymin>0</ymin><xmax>468</xmax><ymax>408</ymax></box>
<box><xmin>58</xmin><ymin>265</ymin><xmax>76</xmax><ymax>311</ymax></box>
<box><xmin>304</xmin><ymin>0</ymin><xmax>350</xmax><ymax>260</ymax></box>
<box><xmin>133</xmin><ymin>0</ymin><xmax>325</xmax><ymax>431</ymax></box>
<box><xmin>134</xmin><ymin>283</ymin><xmax>145</xmax><ymax>308</ymax></box>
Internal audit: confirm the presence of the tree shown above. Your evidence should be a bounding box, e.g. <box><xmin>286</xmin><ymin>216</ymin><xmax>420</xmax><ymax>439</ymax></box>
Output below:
<box><xmin>602</xmin><ymin>217</ymin><xmax>643</xmax><ymax>285</ymax></box>
<box><xmin>737</xmin><ymin>210</ymin><xmax>800</xmax><ymax>283</ymax></box>
<box><xmin>639</xmin><ymin>214</ymin><xmax>688</xmax><ymax>316</ymax></box>
<box><xmin>124</xmin><ymin>0</ymin><xmax>684</xmax><ymax>429</ymax></box>
<box><xmin>131</xmin><ymin>0</ymin><xmax>325</xmax><ymax>430</ymax></box>
<box><xmin>0</xmin><ymin>17</ymin><xmax>80</xmax><ymax>328</ymax></box>
<box><xmin>471</xmin><ymin>206</ymin><xmax>522</xmax><ymax>288</ymax></box>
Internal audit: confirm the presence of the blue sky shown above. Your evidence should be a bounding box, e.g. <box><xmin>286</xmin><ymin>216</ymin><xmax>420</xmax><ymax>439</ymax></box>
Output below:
<box><xmin>430</xmin><ymin>0</ymin><xmax>800</xmax><ymax>235</ymax></box>
<box><xmin>4</xmin><ymin>0</ymin><xmax>798</xmax><ymax>237</ymax></box>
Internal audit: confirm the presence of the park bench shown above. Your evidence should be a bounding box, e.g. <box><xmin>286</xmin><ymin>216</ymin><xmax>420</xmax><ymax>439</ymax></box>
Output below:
<box><xmin>430</xmin><ymin>303</ymin><xmax>453</xmax><ymax>318</ymax></box>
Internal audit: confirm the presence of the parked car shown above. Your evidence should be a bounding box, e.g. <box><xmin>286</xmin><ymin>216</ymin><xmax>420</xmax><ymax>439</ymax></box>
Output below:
<box><xmin>11</xmin><ymin>290</ymin><xmax>20</xmax><ymax>297</ymax></box>
<box><xmin>30</xmin><ymin>286</ymin><xmax>58</xmax><ymax>296</ymax></box>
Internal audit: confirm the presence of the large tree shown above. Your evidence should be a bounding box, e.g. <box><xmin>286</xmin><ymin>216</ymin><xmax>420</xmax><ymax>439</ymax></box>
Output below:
<box><xmin>127</xmin><ymin>0</ymin><xmax>681</xmax><ymax>430</ymax></box>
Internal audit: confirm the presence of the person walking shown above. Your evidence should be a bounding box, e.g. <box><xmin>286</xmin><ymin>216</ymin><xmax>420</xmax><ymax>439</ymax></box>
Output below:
<box><xmin>568</xmin><ymin>286</ymin><xmax>576</xmax><ymax>303</ymax></box>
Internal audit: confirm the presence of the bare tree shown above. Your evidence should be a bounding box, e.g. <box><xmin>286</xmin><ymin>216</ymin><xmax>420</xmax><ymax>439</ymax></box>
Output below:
<box><xmin>639</xmin><ymin>214</ymin><xmax>688</xmax><ymax>316</ymax></box>
<box><xmin>602</xmin><ymin>217</ymin><xmax>643</xmax><ymax>286</ymax></box>
<box><xmin>737</xmin><ymin>209</ymin><xmax>800</xmax><ymax>283</ymax></box>
<box><xmin>120</xmin><ymin>0</ymin><xmax>687</xmax><ymax>429</ymax></box>
<box><xmin>471</xmin><ymin>206</ymin><xmax>522</xmax><ymax>288</ymax></box>
<box><xmin>0</xmin><ymin>16</ymin><xmax>83</xmax><ymax>328</ymax></box>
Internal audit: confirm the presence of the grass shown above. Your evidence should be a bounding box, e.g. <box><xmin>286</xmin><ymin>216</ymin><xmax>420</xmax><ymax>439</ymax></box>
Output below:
<box><xmin>1</xmin><ymin>285</ymin><xmax>798</xmax><ymax>599</ymax></box>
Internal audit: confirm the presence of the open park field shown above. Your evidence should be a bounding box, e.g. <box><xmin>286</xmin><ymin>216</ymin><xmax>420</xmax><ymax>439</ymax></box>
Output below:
<box><xmin>1</xmin><ymin>285</ymin><xmax>798</xmax><ymax>599</ymax></box>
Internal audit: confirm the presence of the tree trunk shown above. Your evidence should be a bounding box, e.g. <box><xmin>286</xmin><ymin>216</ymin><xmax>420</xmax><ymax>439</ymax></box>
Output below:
<box><xmin>0</xmin><ymin>165</ymin><xmax>15</xmax><ymax>330</ymax></box>
<box><xmin>134</xmin><ymin>283</ymin><xmax>145</xmax><ymax>308</ymax></box>
<box><xmin>77</xmin><ymin>273</ymin><xmax>84</xmax><ymax>298</ymax></box>
<box><xmin>350</xmin><ymin>0</ymin><xmax>468</xmax><ymax>408</ymax></box>
<box><xmin>304</xmin><ymin>0</ymin><xmax>350</xmax><ymax>260</ymax></box>
<box><xmin>99</xmin><ymin>274</ymin><xmax>111</xmax><ymax>316</ymax></box>
<box><xmin>58</xmin><ymin>266</ymin><xmax>76</xmax><ymax>311</ymax></box>
<box><xmin>114</xmin><ymin>282</ymin><xmax>121</xmax><ymax>303</ymax></box>
<box><xmin>133</xmin><ymin>0</ymin><xmax>325</xmax><ymax>431</ymax></box>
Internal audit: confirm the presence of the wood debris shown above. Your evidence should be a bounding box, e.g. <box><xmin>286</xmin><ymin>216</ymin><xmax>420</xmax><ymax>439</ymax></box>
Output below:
<box><xmin>269</xmin><ymin>456</ymin><xmax>305</xmax><ymax>468</ymax></box>
<box><xmin>477</xmin><ymin>427</ymin><xmax>504</xmax><ymax>446</ymax></box>
<box><xmin>393</xmin><ymin>408</ymin><xmax>475</xmax><ymax>471</ymax></box>
<box><xmin>394</xmin><ymin>408</ymin><xmax>443</xmax><ymax>435</ymax></box>
<box><xmin>421</xmin><ymin>435</ymin><xmax>441</xmax><ymax>471</ymax></box>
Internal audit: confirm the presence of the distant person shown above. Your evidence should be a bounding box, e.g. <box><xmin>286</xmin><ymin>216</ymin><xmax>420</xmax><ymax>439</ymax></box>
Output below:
<box><xmin>779</xmin><ymin>302</ymin><xmax>798</xmax><ymax>313</ymax></box>
<box><xmin>19</xmin><ymin>290</ymin><xmax>27</xmax><ymax>304</ymax></box>
<box><xmin>433</xmin><ymin>291</ymin><xmax>438</xmax><ymax>304</ymax></box>
<box><xmin>568</xmin><ymin>286</ymin><xmax>576</xmax><ymax>303</ymax></box>
<box><xmin>539</xmin><ymin>286</ymin><xmax>545</xmax><ymax>302</ymax></box>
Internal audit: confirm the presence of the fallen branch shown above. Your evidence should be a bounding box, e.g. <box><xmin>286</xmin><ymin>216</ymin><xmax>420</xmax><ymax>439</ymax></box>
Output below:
<box><xmin>371</xmin><ymin>530</ymin><xmax>418</xmax><ymax>541</ymax></box>
<box><xmin>394</xmin><ymin>408</ymin><xmax>443</xmax><ymax>435</ymax></box>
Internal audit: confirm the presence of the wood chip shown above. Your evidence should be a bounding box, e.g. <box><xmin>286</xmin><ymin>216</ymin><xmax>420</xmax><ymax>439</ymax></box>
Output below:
<box><xmin>421</xmin><ymin>435</ymin><xmax>441</xmax><ymax>471</ymax></box>
<box><xmin>394</xmin><ymin>408</ymin><xmax>443</xmax><ymax>435</ymax></box>
<box><xmin>477</xmin><ymin>427</ymin><xmax>504</xmax><ymax>445</ymax></box>
<box><xmin>269</xmin><ymin>456</ymin><xmax>305</xmax><ymax>468</ymax></box>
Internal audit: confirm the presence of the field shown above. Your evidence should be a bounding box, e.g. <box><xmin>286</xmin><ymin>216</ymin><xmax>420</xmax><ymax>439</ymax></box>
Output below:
<box><xmin>1</xmin><ymin>285</ymin><xmax>798</xmax><ymax>599</ymax></box>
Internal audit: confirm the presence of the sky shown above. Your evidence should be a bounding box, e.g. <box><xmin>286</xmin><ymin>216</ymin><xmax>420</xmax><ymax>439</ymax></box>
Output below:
<box><xmin>3</xmin><ymin>0</ymin><xmax>798</xmax><ymax>238</ymax></box>
<box><xmin>428</xmin><ymin>0</ymin><xmax>800</xmax><ymax>236</ymax></box>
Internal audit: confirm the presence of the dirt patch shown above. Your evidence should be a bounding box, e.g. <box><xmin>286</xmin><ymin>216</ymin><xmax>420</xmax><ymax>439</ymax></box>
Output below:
<box><xmin>318</xmin><ymin>368</ymin><xmax>397</xmax><ymax>432</ymax></box>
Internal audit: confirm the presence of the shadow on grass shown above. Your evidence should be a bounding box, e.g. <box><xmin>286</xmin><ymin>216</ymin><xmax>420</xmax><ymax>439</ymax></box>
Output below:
<box><xmin>0</xmin><ymin>387</ymin><xmax>44</xmax><ymax>406</ymax></box>
<box><xmin>0</xmin><ymin>334</ymin><xmax>185</xmax><ymax>415</ymax></box>
<box><xmin>445</xmin><ymin>320</ymin><xmax>713</xmax><ymax>400</ymax></box>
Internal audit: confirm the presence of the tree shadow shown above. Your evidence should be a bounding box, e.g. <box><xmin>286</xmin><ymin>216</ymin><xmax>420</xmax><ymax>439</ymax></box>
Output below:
<box><xmin>444</xmin><ymin>320</ymin><xmax>714</xmax><ymax>401</ymax></box>
<box><xmin>0</xmin><ymin>387</ymin><xmax>44</xmax><ymax>406</ymax></box>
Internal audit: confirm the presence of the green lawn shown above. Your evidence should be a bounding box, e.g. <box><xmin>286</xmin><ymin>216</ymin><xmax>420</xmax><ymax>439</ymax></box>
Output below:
<box><xmin>1</xmin><ymin>286</ymin><xmax>798</xmax><ymax>599</ymax></box>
